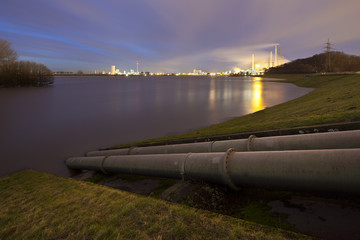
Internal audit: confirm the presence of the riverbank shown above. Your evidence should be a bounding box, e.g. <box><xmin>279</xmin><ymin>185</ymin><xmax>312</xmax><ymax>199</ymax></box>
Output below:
<box><xmin>0</xmin><ymin>170</ymin><xmax>311</xmax><ymax>239</ymax></box>
<box><xmin>114</xmin><ymin>74</ymin><xmax>360</xmax><ymax>148</ymax></box>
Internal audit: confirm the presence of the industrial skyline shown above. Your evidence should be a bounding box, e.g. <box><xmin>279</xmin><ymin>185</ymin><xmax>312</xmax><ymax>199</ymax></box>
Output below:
<box><xmin>101</xmin><ymin>44</ymin><xmax>284</xmax><ymax>76</ymax></box>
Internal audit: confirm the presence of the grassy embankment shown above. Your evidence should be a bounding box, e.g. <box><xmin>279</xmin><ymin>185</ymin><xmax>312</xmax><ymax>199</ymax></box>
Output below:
<box><xmin>0</xmin><ymin>170</ymin><xmax>311</xmax><ymax>239</ymax></box>
<box><xmin>115</xmin><ymin>74</ymin><xmax>360</xmax><ymax>147</ymax></box>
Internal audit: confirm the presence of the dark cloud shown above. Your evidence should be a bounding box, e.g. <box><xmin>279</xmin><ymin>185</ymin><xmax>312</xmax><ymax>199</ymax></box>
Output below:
<box><xmin>1</xmin><ymin>0</ymin><xmax>359</xmax><ymax>72</ymax></box>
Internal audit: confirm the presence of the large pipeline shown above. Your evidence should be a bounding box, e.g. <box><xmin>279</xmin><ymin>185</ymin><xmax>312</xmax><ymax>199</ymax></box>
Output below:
<box><xmin>86</xmin><ymin>130</ymin><xmax>360</xmax><ymax>157</ymax></box>
<box><xmin>66</xmin><ymin>148</ymin><xmax>360</xmax><ymax>194</ymax></box>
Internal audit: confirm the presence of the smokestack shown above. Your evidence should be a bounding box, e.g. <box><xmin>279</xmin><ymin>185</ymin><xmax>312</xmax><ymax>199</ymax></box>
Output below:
<box><xmin>269</xmin><ymin>51</ymin><xmax>273</xmax><ymax>68</ymax></box>
<box><xmin>252</xmin><ymin>54</ymin><xmax>255</xmax><ymax>70</ymax></box>
<box><xmin>274</xmin><ymin>45</ymin><xmax>278</xmax><ymax>67</ymax></box>
<box><xmin>278</xmin><ymin>44</ymin><xmax>281</xmax><ymax>66</ymax></box>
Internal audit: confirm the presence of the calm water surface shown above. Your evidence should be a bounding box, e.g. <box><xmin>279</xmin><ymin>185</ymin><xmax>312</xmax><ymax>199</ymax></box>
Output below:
<box><xmin>0</xmin><ymin>76</ymin><xmax>312</xmax><ymax>177</ymax></box>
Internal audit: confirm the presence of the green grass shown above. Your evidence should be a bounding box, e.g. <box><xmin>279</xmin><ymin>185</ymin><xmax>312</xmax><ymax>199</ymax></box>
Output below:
<box><xmin>115</xmin><ymin>74</ymin><xmax>360</xmax><ymax>147</ymax></box>
<box><xmin>0</xmin><ymin>170</ymin><xmax>311</xmax><ymax>239</ymax></box>
<box><xmin>240</xmin><ymin>202</ymin><xmax>288</xmax><ymax>229</ymax></box>
<box><xmin>87</xmin><ymin>173</ymin><xmax>296</xmax><ymax>231</ymax></box>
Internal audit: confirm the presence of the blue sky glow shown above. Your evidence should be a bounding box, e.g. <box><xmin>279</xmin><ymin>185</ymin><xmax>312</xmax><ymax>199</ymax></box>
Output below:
<box><xmin>1</xmin><ymin>0</ymin><xmax>359</xmax><ymax>73</ymax></box>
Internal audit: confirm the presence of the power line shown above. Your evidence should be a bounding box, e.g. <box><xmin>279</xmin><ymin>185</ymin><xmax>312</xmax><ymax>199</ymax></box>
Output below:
<box><xmin>324</xmin><ymin>39</ymin><xmax>333</xmax><ymax>72</ymax></box>
<box><xmin>324</xmin><ymin>38</ymin><xmax>333</xmax><ymax>53</ymax></box>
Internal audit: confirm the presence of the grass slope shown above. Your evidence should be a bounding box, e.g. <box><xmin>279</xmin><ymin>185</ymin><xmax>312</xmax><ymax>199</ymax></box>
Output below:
<box><xmin>0</xmin><ymin>170</ymin><xmax>311</xmax><ymax>240</ymax></box>
<box><xmin>116</xmin><ymin>74</ymin><xmax>360</xmax><ymax>147</ymax></box>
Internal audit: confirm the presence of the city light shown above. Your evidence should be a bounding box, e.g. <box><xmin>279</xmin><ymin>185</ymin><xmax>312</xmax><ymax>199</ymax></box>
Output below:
<box><xmin>53</xmin><ymin>44</ymin><xmax>287</xmax><ymax>76</ymax></box>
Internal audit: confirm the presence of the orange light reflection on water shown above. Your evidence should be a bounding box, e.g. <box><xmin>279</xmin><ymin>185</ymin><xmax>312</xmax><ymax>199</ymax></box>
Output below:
<box><xmin>209</xmin><ymin>78</ymin><xmax>216</xmax><ymax>110</ymax></box>
<box><xmin>251</xmin><ymin>78</ymin><xmax>265</xmax><ymax>112</ymax></box>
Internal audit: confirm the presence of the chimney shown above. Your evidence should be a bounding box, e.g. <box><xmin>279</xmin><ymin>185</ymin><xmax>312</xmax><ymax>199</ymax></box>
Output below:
<box><xmin>274</xmin><ymin>45</ymin><xmax>278</xmax><ymax>67</ymax></box>
<box><xmin>278</xmin><ymin>44</ymin><xmax>281</xmax><ymax>66</ymax></box>
<box><xmin>252</xmin><ymin>54</ymin><xmax>255</xmax><ymax>70</ymax></box>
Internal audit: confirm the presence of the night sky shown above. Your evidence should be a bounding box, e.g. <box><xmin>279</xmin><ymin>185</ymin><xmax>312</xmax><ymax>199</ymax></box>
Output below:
<box><xmin>1</xmin><ymin>0</ymin><xmax>359</xmax><ymax>73</ymax></box>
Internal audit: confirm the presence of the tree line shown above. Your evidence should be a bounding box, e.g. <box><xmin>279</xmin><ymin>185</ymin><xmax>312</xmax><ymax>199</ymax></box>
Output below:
<box><xmin>0</xmin><ymin>38</ymin><xmax>53</xmax><ymax>87</ymax></box>
<box><xmin>266</xmin><ymin>51</ymin><xmax>360</xmax><ymax>74</ymax></box>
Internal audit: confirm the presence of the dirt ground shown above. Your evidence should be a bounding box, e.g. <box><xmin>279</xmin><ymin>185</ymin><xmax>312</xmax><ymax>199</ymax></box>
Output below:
<box><xmin>268</xmin><ymin>196</ymin><xmax>360</xmax><ymax>240</ymax></box>
<box><xmin>74</xmin><ymin>171</ymin><xmax>360</xmax><ymax>240</ymax></box>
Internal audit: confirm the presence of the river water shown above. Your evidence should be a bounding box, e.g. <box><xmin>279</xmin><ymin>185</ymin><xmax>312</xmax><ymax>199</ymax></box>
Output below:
<box><xmin>0</xmin><ymin>76</ymin><xmax>311</xmax><ymax>177</ymax></box>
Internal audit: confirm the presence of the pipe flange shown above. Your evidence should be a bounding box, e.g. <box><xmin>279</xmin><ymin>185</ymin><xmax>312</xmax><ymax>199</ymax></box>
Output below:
<box><xmin>180</xmin><ymin>152</ymin><xmax>192</xmax><ymax>181</ymax></box>
<box><xmin>247</xmin><ymin>135</ymin><xmax>257</xmax><ymax>151</ymax></box>
<box><xmin>100</xmin><ymin>155</ymin><xmax>111</xmax><ymax>174</ymax></box>
<box><xmin>223</xmin><ymin>148</ymin><xmax>240</xmax><ymax>191</ymax></box>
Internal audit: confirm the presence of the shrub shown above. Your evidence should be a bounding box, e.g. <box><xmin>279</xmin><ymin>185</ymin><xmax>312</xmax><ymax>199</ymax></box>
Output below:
<box><xmin>0</xmin><ymin>60</ymin><xmax>53</xmax><ymax>87</ymax></box>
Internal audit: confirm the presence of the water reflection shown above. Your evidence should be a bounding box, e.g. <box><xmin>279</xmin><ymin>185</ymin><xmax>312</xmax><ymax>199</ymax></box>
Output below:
<box><xmin>208</xmin><ymin>77</ymin><xmax>265</xmax><ymax>114</ymax></box>
<box><xmin>209</xmin><ymin>78</ymin><xmax>216</xmax><ymax>110</ymax></box>
<box><xmin>0</xmin><ymin>76</ymin><xmax>312</xmax><ymax>177</ymax></box>
<box><xmin>251</xmin><ymin>78</ymin><xmax>265</xmax><ymax>112</ymax></box>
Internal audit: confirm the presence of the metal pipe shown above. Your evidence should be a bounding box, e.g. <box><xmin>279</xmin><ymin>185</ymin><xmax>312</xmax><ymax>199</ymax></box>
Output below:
<box><xmin>86</xmin><ymin>142</ymin><xmax>212</xmax><ymax>156</ymax></box>
<box><xmin>249</xmin><ymin>130</ymin><xmax>360</xmax><ymax>151</ymax></box>
<box><xmin>86</xmin><ymin>139</ymin><xmax>249</xmax><ymax>156</ymax></box>
<box><xmin>229</xmin><ymin>149</ymin><xmax>360</xmax><ymax>194</ymax></box>
<box><xmin>66</xmin><ymin>148</ymin><xmax>360</xmax><ymax>194</ymax></box>
<box><xmin>102</xmin><ymin>153</ymin><xmax>187</xmax><ymax>179</ymax></box>
<box><xmin>86</xmin><ymin>130</ymin><xmax>360</xmax><ymax>157</ymax></box>
<box><xmin>65</xmin><ymin>156</ymin><xmax>105</xmax><ymax>171</ymax></box>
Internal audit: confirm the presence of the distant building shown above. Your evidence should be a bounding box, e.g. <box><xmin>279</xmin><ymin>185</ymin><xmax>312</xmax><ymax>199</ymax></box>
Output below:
<box><xmin>110</xmin><ymin>65</ymin><xmax>115</xmax><ymax>75</ymax></box>
<box><xmin>252</xmin><ymin>54</ymin><xmax>255</xmax><ymax>71</ymax></box>
<box><xmin>192</xmin><ymin>69</ymin><xmax>203</xmax><ymax>75</ymax></box>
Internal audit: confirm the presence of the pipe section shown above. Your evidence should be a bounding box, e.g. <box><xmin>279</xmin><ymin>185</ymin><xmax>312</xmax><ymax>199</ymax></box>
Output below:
<box><xmin>229</xmin><ymin>149</ymin><xmax>360</xmax><ymax>194</ymax></box>
<box><xmin>249</xmin><ymin>130</ymin><xmax>360</xmax><ymax>151</ymax></box>
<box><xmin>86</xmin><ymin>130</ymin><xmax>360</xmax><ymax>157</ymax></box>
<box><xmin>86</xmin><ymin>140</ymin><xmax>248</xmax><ymax>156</ymax></box>
<box><xmin>66</xmin><ymin>148</ymin><xmax>360</xmax><ymax>194</ymax></box>
<box><xmin>66</xmin><ymin>156</ymin><xmax>105</xmax><ymax>172</ymax></box>
<box><xmin>103</xmin><ymin>153</ymin><xmax>187</xmax><ymax>179</ymax></box>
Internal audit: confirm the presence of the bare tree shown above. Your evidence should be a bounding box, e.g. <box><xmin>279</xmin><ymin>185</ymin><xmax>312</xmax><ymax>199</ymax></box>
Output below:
<box><xmin>0</xmin><ymin>38</ymin><xmax>17</xmax><ymax>63</ymax></box>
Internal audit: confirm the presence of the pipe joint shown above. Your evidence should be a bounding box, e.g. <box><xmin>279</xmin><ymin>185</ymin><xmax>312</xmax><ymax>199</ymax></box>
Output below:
<box><xmin>100</xmin><ymin>156</ymin><xmax>111</xmax><ymax>174</ymax></box>
<box><xmin>127</xmin><ymin>147</ymin><xmax>135</xmax><ymax>155</ymax></box>
<box><xmin>223</xmin><ymin>148</ymin><xmax>240</xmax><ymax>190</ymax></box>
<box><xmin>208</xmin><ymin>141</ymin><xmax>216</xmax><ymax>152</ymax></box>
<box><xmin>247</xmin><ymin>135</ymin><xmax>256</xmax><ymax>151</ymax></box>
<box><xmin>180</xmin><ymin>153</ymin><xmax>192</xmax><ymax>181</ymax></box>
